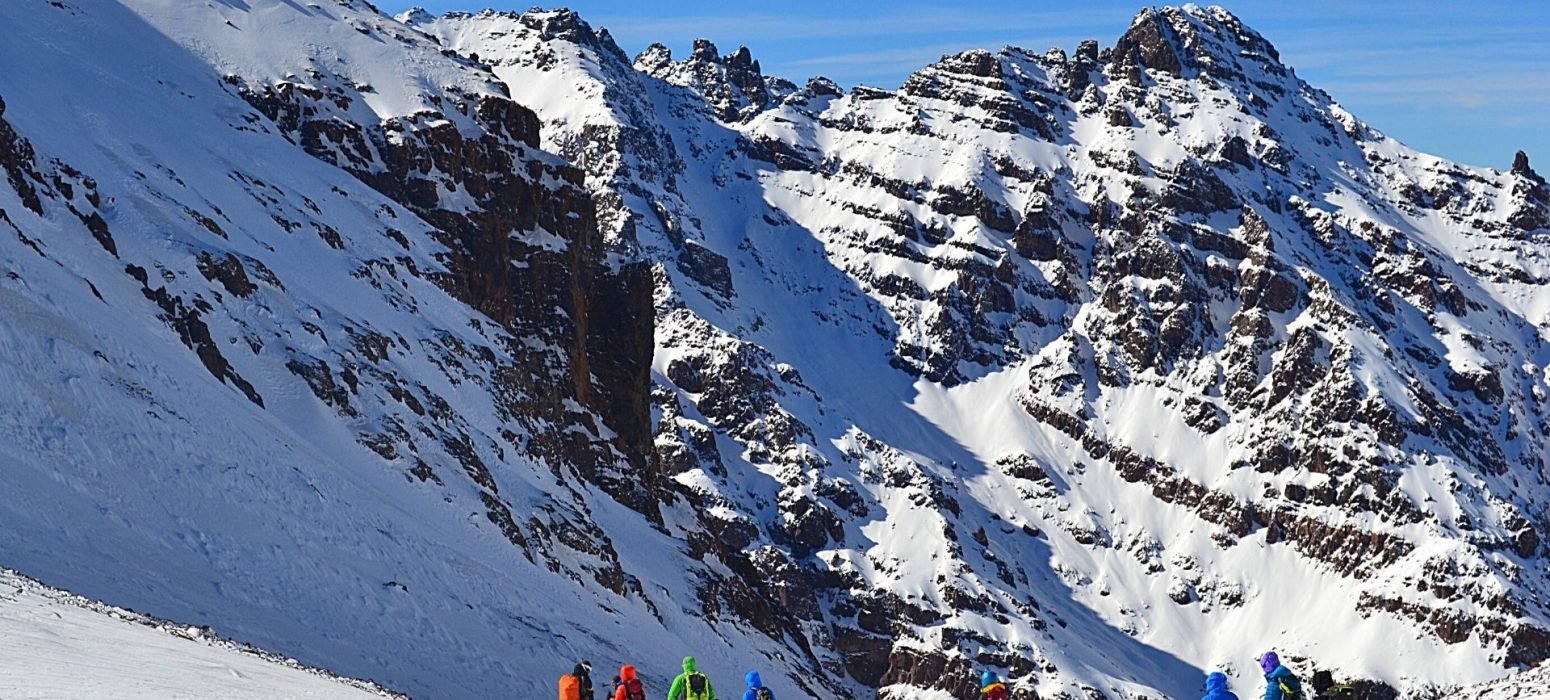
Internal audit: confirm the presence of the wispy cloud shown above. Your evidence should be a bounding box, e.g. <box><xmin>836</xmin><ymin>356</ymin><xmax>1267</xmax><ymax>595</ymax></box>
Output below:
<box><xmin>593</xmin><ymin>8</ymin><xmax>1132</xmax><ymax>45</ymax></box>
<box><xmin>776</xmin><ymin>34</ymin><xmax>1097</xmax><ymax>85</ymax></box>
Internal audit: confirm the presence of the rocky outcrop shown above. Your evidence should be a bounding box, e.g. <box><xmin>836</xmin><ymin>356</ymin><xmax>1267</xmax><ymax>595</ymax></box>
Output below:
<box><xmin>635</xmin><ymin>39</ymin><xmax>788</xmax><ymax>123</ymax></box>
<box><xmin>0</xmin><ymin>95</ymin><xmax>44</xmax><ymax>216</ymax></box>
<box><xmin>233</xmin><ymin>76</ymin><xmax>657</xmax><ymax>501</ymax></box>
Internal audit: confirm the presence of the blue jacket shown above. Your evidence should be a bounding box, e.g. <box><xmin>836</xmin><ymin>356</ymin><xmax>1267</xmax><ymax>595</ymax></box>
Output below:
<box><xmin>741</xmin><ymin>671</ymin><xmax>772</xmax><ymax>700</ymax></box>
<box><xmin>1263</xmin><ymin>665</ymin><xmax>1302</xmax><ymax>700</ymax></box>
<box><xmin>1202</xmin><ymin>672</ymin><xmax>1240</xmax><ymax>700</ymax></box>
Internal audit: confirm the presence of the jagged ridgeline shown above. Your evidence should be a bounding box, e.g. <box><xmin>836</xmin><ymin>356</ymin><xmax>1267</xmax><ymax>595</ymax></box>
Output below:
<box><xmin>0</xmin><ymin>1</ymin><xmax>1547</xmax><ymax>698</ymax></box>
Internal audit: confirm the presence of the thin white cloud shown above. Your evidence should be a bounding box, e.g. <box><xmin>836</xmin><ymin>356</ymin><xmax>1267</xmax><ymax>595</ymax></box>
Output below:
<box><xmin>594</xmin><ymin>7</ymin><xmax>1132</xmax><ymax>45</ymax></box>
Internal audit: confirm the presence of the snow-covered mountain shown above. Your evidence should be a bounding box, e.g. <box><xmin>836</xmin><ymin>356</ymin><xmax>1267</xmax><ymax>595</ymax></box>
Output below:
<box><xmin>2</xmin><ymin>0</ymin><xmax>1548</xmax><ymax>698</ymax></box>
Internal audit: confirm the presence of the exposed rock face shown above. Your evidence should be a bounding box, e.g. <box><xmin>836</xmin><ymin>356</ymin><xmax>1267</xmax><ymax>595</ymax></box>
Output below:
<box><xmin>227</xmin><ymin>41</ymin><xmax>656</xmax><ymax>503</ymax></box>
<box><xmin>635</xmin><ymin>39</ymin><xmax>791</xmax><ymax>123</ymax></box>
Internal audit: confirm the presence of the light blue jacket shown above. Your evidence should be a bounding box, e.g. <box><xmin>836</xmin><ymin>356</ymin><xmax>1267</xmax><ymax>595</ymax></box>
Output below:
<box><xmin>1263</xmin><ymin>665</ymin><xmax>1302</xmax><ymax>700</ymax></box>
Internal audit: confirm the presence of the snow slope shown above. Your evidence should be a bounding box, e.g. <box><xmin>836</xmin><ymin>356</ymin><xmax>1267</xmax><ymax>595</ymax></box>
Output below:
<box><xmin>1457</xmin><ymin>663</ymin><xmax>1550</xmax><ymax>700</ymax></box>
<box><xmin>0</xmin><ymin>568</ymin><xmax>398</xmax><ymax>700</ymax></box>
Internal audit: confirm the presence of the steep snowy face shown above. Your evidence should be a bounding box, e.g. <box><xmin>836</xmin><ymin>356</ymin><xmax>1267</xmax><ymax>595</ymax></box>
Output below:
<box><xmin>126</xmin><ymin>0</ymin><xmax>658</xmax><ymax>501</ymax></box>
<box><xmin>0</xmin><ymin>1</ymin><xmax>704</xmax><ymax>698</ymax></box>
<box><xmin>418</xmin><ymin>4</ymin><xmax>1550</xmax><ymax>698</ymax></box>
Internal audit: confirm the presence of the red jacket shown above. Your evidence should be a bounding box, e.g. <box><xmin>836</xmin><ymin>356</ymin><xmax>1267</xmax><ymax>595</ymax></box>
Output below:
<box><xmin>982</xmin><ymin>682</ymin><xmax>1009</xmax><ymax>700</ymax></box>
<box><xmin>614</xmin><ymin>665</ymin><xmax>645</xmax><ymax>700</ymax></box>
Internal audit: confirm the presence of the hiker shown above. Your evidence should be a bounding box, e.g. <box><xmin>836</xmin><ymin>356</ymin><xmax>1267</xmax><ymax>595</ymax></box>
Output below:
<box><xmin>980</xmin><ymin>670</ymin><xmax>1009</xmax><ymax>700</ymax></box>
<box><xmin>609</xmin><ymin>675</ymin><xmax>623</xmax><ymax>700</ymax></box>
<box><xmin>741</xmin><ymin>671</ymin><xmax>774</xmax><ymax>700</ymax></box>
<box><xmin>560</xmin><ymin>661</ymin><xmax>596</xmax><ymax>700</ymax></box>
<box><xmin>1259</xmin><ymin>652</ymin><xmax>1303</xmax><ymax>700</ymax></box>
<box><xmin>668</xmin><ymin>656</ymin><xmax>715</xmax><ymax>700</ymax></box>
<box><xmin>614</xmin><ymin>665</ymin><xmax>646</xmax><ymax>700</ymax></box>
<box><xmin>1201</xmin><ymin>671</ymin><xmax>1240</xmax><ymax>700</ymax></box>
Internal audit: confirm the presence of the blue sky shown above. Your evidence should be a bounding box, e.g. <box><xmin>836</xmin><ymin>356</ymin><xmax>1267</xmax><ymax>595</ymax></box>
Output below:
<box><xmin>380</xmin><ymin>1</ymin><xmax>1550</xmax><ymax>170</ymax></box>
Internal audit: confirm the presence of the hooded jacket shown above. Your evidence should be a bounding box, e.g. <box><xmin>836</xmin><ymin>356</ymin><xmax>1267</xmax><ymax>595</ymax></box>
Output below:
<box><xmin>1201</xmin><ymin>672</ymin><xmax>1240</xmax><ymax>700</ymax></box>
<box><xmin>741</xmin><ymin>671</ymin><xmax>772</xmax><ymax>700</ymax></box>
<box><xmin>668</xmin><ymin>656</ymin><xmax>715</xmax><ymax>700</ymax></box>
<box><xmin>614</xmin><ymin>665</ymin><xmax>643</xmax><ymax>700</ymax></box>
<box><xmin>1263</xmin><ymin>665</ymin><xmax>1303</xmax><ymax>700</ymax></box>
<box><xmin>980</xmin><ymin>671</ymin><xmax>1008</xmax><ymax>700</ymax></box>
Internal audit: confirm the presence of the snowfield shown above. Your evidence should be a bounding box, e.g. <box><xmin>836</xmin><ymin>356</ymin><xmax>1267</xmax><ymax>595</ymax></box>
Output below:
<box><xmin>0</xmin><ymin>568</ymin><xmax>399</xmax><ymax>700</ymax></box>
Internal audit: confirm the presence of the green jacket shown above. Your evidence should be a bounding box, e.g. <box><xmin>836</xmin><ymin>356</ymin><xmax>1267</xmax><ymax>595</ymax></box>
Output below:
<box><xmin>668</xmin><ymin>656</ymin><xmax>715</xmax><ymax>700</ymax></box>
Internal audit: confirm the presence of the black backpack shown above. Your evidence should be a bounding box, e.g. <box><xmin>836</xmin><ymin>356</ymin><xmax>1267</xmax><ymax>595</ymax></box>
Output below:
<box><xmin>753</xmin><ymin>688</ymin><xmax>774</xmax><ymax>700</ymax></box>
<box><xmin>685</xmin><ymin>672</ymin><xmax>710</xmax><ymax>699</ymax></box>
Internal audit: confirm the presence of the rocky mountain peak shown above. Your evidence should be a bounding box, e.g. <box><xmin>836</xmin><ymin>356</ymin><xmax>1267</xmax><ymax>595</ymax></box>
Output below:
<box><xmin>1508</xmin><ymin>150</ymin><xmax>1550</xmax><ymax>229</ymax></box>
<box><xmin>1112</xmin><ymin>7</ymin><xmax>1190</xmax><ymax>77</ymax></box>
<box><xmin>393</xmin><ymin>6</ymin><xmax>434</xmax><ymax>25</ymax></box>
<box><xmin>804</xmin><ymin>76</ymin><xmax>843</xmax><ymax>97</ymax></box>
<box><xmin>1112</xmin><ymin>5</ymin><xmax>1291</xmax><ymax>89</ymax></box>
<box><xmin>1513</xmin><ymin>150</ymin><xmax>1544</xmax><ymax>182</ymax></box>
<box><xmin>690</xmin><ymin>37</ymin><xmax>720</xmax><ymax>62</ymax></box>
<box><xmin>635</xmin><ymin>38</ymin><xmax>774</xmax><ymax>122</ymax></box>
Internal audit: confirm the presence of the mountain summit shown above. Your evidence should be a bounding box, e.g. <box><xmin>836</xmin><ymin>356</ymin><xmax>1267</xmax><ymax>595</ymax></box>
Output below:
<box><xmin>2</xmin><ymin>2</ymin><xmax>1547</xmax><ymax>698</ymax></box>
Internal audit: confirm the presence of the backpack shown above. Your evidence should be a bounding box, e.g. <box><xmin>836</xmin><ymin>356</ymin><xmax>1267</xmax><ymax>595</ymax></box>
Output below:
<box><xmin>754</xmin><ymin>688</ymin><xmax>774</xmax><ymax>700</ymax></box>
<box><xmin>624</xmin><ymin>678</ymin><xmax>645</xmax><ymax>700</ymax></box>
<box><xmin>1277</xmin><ymin>677</ymin><xmax>1302</xmax><ymax>700</ymax></box>
<box><xmin>559</xmin><ymin>674</ymin><xmax>582</xmax><ymax>700</ymax></box>
<box><xmin>685</xmin><ymin>672</ymin><xmax>710</xmax><ymax>700</ymax></box>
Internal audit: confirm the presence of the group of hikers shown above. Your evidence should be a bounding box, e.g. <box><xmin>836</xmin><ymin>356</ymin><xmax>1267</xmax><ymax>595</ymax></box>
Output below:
<box><xmin>979</xmin><ymin>650</ymin><xmax>1349</xmax><ymax>700</ymax></box>
<box><xmin>562</xmin><ymin>648</ymin><xmax>1339</xmax><ymax>699</ymax></box>
<box><xmin>559</xmin><ymin>657</ymin><xmax>775</xmax><ymax>700</ymax></box>
<box><xmin>1193</xmin><ymin>651</ymin><xmax>1351</xmax><ymax>700</ymax></box>
<box><xmin>1191</xmin><ymin>651</ymin><xmax>1355</xmax><ymax>700</ymax></box>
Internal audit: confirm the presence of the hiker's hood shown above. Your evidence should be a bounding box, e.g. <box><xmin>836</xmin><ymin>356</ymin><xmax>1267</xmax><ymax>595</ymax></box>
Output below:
<box><xmin>575</xmin><ymin>662</ymin><xmax>591</xmax><ymax>677</ymax></box>
<box><xmin>682</xmin><ymin>656</ymin><xmax>697</xmax><ymax>673</ymax></box>
<box><xmin>1205</xmin><ymin>672</ymin><xmax>1228</xmax><ymax>692</ymax></box>
<box><xmin>746</xmin><ymin>671</ymin><xmax>762</xmax><ymax>687</ymax></box>
<box><xmin>980</xmin><ymin>670</ymin><xmax>1000</xmax><ymax>687</ymax></box>
<box><xmin>621</xmin><ymin>665</ymin><xmax>637</xmax><ymax>681</ymax></box>
<box><xmin>1259</xmin><ymin>652</ymin><xmax>1280</xmax><ymax>675</ymax></box>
